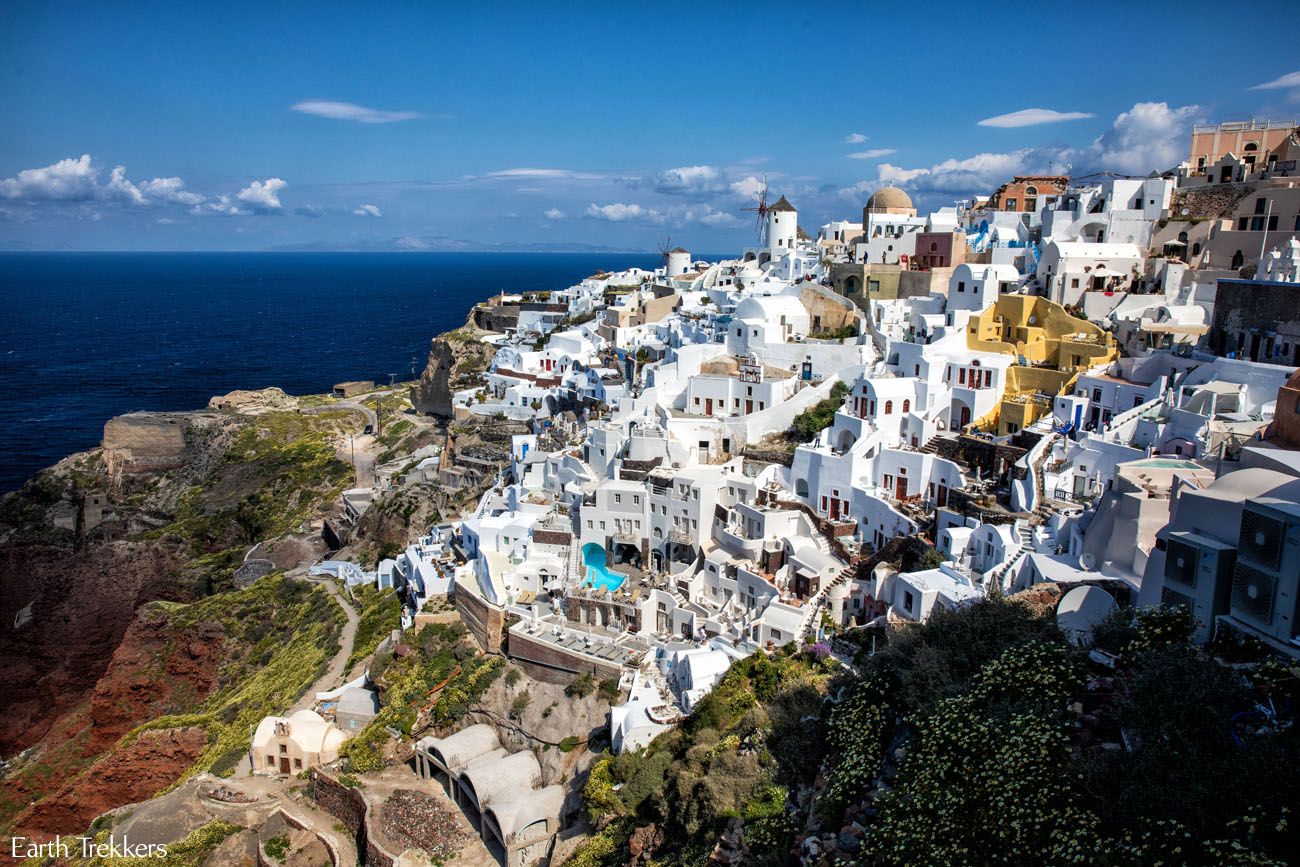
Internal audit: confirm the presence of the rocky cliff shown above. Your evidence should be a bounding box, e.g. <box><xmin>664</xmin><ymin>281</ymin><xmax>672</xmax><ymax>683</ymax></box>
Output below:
<box><xmin>408</xmin><ymin>316</ymin><xmax>497</xmax><ymax>416</ymax></box>
<box><xmin>0</xmin><ymin>404</ymin><xmax>354</xmax><ymax>844</ymax></box>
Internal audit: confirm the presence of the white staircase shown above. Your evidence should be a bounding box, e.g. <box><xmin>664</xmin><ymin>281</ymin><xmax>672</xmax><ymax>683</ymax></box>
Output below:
<box><xmin>987</xmin><ymin>522</ymin><xmax>1035</xmax><ymax>591</ymax></box>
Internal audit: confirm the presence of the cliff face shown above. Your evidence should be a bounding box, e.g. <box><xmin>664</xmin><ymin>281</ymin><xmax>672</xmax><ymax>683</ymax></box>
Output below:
<box><xmin>408</xmin><ymin>336</ymin><xmax>458</xmax><ymax>416</ymax></box>
<box><xmin>0</xmin><ymin>404</ymin><xmax>355</xmax><ymax>842</ymax></box>
<box><xmin>408</xmin><ymin>317</ymin><xmax>497</xmax><ymax>416</ymax></box>
<box><xmin>0</xmin><ymin>541</ymin><xmax>193</xmax><ymax>753</ymax></box>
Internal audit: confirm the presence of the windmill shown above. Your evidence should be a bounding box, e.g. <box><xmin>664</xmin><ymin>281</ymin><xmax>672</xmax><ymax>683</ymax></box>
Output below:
<box><xmin>658</xmin><ymin>236</ymin><xmax>674</xmax><ymax>270</ymax></box>
<box><xmin>739</xmin><ymin>174</ymin><xmax>770</xmax><ymax>246</ymax></box>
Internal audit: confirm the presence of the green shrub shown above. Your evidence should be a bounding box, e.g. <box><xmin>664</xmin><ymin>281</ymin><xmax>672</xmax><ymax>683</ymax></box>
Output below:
<box><xmin>790</xmin><ymin>381</ymin><xmax>850</xmax><ymax>442</ymax></box>
<box><xmin>264</xmin><ymin>834</ymin><xmax>290</xmax><ymax>862</ymax></box>
<box><xmin>568</xmin><ymin>671</ymin><xmax>596</xmax><ymax>697</ymax></box>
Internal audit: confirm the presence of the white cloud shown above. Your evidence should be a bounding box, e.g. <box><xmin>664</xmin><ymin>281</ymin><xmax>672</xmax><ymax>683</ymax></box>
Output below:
<box><xmin>845</xmin><ymin>133</ymin><xmax>868</xmax><ymax>144</ymax></box>
<box><xmin>291</xmin><ymin>100</ymin><xmax>422</xmax><ymax>123</ymax></box>
<box><xmin>585</xmin><ymin>202</ymin><xmax>656</xmax><ymax>222</ymax></box>
<box><xmin>139</xmin><ymin>177</ymin><xmax>204</xmax><ymax>205</ymax></box>
<box><xmin>544</xmin><ymin>207</ymin><xmax>565</xmax><ymax>219</ymax></box>
<box><xmin>699</xmin><ymin>210</ymin><xmax>742</xmax><ymax>227</ymax></box>
<box><xmin>978</xmin><ymin>108</ymin><xmax>1094</xmax><ymax>128</ymax></box>
<box><xmin>1250</xmin><ymin>70</ymin><xmax>1300</xmax><ymax>91</ymax></box>
<box><xmin>838</xmin><ymin>101</ymin><xmax>1199</xmax><ymax>208</ymax></box>
<box><xmin>105</xmin><ymin>166</ymin><xmax>146</xmax><ymax>204</ymax></box>
<box><xmin>840</xmin><ymin>149</ymin><xmax>1057</xmax><ymax>201</ymax></box>
<box><xmin>1089</xmin><ymin>101</ymin><xmax>1199</xmax><ymax>174</ymax></box>
<box><xmin>0</xmin><ymin>155</ymin><xmax>207</xmax><ymax>210</ymax></box>
<box><xmin>200</xmin><ymin>195</ymin><xmax>250</xmax><ymax>216</ymax></box>
<box><xmin>353</xmin><ymin>203</ymin><xmax>382</xmax><ymax>217</ymax></box>
<box><xmin>654</xmin><ymin>165</ymin><xmax>724</xmax><ymax>195</ymax></box>
<box><xmin>729</xmin><ymin>175</ymin><xmax>766</xmax><ymax>199</ymax></box>
<box><xmin>0</xmin><ymin>154</ymin><xmax>98</xmax><ymax>201</ymax></box>
<box><xmin>484</xmin><ymin>168</ymin><xmax>604</xmax><ymax>180</ymax></box>
<box><xmin>236</xmin><ymin>178</ymin><xmax>286</xmax><ymax>211</ymax></box>
<box><xmin>847</xmin><ymin>148</ymin><xmax>897</xmax><ymax>160</ymax></box>
<box><xmin>584</xmin><ymin>200</ymin><xmax>744</xmax><ymax>228</ymax></box>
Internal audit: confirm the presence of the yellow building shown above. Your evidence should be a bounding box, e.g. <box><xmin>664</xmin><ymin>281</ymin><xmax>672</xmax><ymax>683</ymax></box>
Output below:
<box><xmin>966</xmin><ymin>295</ymin><xmax>1117</xmax><ymax>435</ymax></box>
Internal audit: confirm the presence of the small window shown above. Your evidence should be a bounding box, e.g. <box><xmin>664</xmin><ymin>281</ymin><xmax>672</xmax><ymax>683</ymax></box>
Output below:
<box><xmin>884</xmin><ymin>400</ymin><xmax>893</xmax><ymax>414</ymax></box>
<box><xmin>902</xmin><ymin>399</ymin><xmax>910</xmax><ymax>413</ymax></box>
<box><xmin>294</xmin><ymin>758</ymin><xmax>303</xmax><ymax>769</ymax></box>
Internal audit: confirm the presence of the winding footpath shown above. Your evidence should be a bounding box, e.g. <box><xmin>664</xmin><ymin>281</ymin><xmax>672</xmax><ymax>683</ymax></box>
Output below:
<box><xmin>293</xmin><ymin>573</ymin><xmax>362</xmax><ymax>712</ymax></box>
<box><xmin>235</xmin><ymin>573</ymin><xmax>360</xmax><ymax>777</ymax></box>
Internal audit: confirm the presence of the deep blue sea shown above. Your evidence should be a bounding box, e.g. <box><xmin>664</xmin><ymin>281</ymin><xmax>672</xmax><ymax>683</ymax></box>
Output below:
<box><xmin>0</xmin><ymin>251</ymin><xmax>667</xmax><ymax>491</ymax></box>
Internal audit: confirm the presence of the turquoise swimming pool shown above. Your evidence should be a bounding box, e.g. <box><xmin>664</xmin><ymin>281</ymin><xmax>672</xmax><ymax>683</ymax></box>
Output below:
<box><xmin>583</xmin><ymin>542</ymin><xmax>627</xmax><ymax>592</ymax></box>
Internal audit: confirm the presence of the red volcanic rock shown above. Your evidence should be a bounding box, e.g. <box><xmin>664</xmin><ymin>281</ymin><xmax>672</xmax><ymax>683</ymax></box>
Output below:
<box><xmin>9</xmin><ymin>726</ymin><xmax>207</xmax><ymax>844</ymax></box>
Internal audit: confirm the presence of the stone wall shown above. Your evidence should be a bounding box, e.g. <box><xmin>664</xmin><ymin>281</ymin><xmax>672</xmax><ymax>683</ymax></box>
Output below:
<box><xmin>928</xmin><ymin>433</ymin><xmax>1031</xmax><ymax>488</ymax></box>
<box><xmin>456</xmin><ymin>587</ymin><xmax>505</xmax><ymax>653</ymax></box>
<box><xmin>310</xmin><ymin>770</ymin><xmax>372</xmax><ymax>862</ymax></box>
<box><xmin>1210</xmin><ymin>278</ymin><xmax>1300</xmax><ymax>366</ymax></box>
<box><xmin>504</xmin><ymin>630</ymin><xmax>623</xmax><ymax>681</ymax></box>
<box><xmin>800</xmin><ymin>283</ymin><xmax>857</xmax><ymax>333</ymax></box>
<box><xmin>472</xmin><ymin>304</ymin><xmax>520</xmax><ymax>332</ymax></box>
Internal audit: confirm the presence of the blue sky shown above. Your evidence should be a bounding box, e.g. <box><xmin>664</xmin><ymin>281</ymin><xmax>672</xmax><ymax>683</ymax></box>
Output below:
<box><xmin>2</xmin><ymin>0</ymin><xmax>1299</xmax><ymax>252</ymax></box>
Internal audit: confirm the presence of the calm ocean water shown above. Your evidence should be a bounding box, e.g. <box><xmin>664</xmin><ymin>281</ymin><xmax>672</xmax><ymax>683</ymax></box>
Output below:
<box><xmin>0</xmin><ymin>251</ymin><xmax>666</xmax><ymax>491</ymax></box>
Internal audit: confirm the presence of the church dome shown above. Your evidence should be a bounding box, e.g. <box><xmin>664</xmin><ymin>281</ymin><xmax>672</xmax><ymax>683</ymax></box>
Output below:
<box><xmin>866</xmin><ymin>186</ymin><xmax>914</xmax><ymax>214</ymax></box>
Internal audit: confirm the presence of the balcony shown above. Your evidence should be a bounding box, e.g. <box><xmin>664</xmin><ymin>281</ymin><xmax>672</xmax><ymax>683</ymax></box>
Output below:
<box><xmin>667</xmin><ymin>526</ymin><xmax>694</xmax><ymax>545</ymax></box>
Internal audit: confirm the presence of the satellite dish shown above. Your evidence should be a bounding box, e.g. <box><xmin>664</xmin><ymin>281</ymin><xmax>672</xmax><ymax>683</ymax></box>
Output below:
<box><xmin>1057</xmin><ymin>585</ymin><xmax>1116</xmax><ymax>646</ymax></box>
<box><xmin>1079</xmin><ymin>551</ymin><xmax>1097</xmax><ymax>571</ymax></box>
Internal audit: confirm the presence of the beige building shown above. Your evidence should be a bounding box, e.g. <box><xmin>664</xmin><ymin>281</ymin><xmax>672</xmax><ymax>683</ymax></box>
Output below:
<box><xmin>1188</xmin><ymin>119</ymin><xmax>1298</xmax><ymax>176</ymax></box>
<box><xmin>252</xmin><ymin>709</ymin><xmax>348</xmax><ymax>775</ymax></box>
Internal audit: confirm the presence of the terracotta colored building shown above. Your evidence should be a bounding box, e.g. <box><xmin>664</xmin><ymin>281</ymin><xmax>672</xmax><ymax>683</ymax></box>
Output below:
<box><xmin>987</xmin><ymin>176</ymin><xmax>1068</xmax><ymax>212</ymax></box>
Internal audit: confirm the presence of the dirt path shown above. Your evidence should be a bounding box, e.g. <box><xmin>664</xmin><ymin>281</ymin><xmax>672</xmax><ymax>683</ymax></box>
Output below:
<box><xmin>293</xmin><ymin>577</ymin><xmax>360</xmax><ymax>712</ymax></box>
<box><xmin>234</xmin><ymin>576</ymin><xmax>359</xmax><ymax>777</ymax></box>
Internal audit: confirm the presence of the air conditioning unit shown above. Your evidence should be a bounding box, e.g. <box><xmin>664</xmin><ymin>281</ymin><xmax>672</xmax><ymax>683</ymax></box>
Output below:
<box><xmin>1231</xmin><ymin>562</ymin><xmax>1277</xmax><ymax>626</ymax></box>
<box><xmin>1161</xmin><ymin>586</ymin><xmax>1195</xmax><ymax>612</ymax></box>
<box><xmin>1163</xmin><ymin>531</ymin><xmax>1236</xmax><ymax>643</ymax></box>
<box><xmin>1163</xmin><ymin>538</ymin><xmax>1200</xmax><ymax>587</ymax></box>
<box><xmin>1238</xmin><ymin>509</ymin><xmax>1285</xmax><ymax>571</ymax></box>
